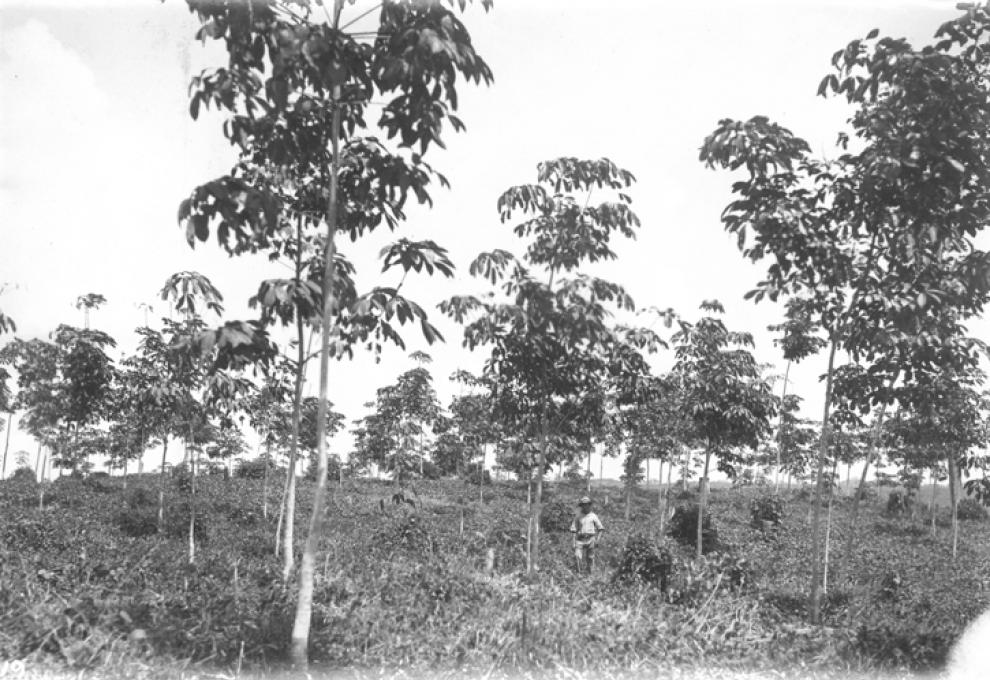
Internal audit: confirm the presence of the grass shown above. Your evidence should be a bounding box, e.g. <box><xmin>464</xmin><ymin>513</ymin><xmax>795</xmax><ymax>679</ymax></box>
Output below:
<box><xmin>1</xmin><ymin>471</ymin><xmax>987</xmax><ymax>680</ymax></box>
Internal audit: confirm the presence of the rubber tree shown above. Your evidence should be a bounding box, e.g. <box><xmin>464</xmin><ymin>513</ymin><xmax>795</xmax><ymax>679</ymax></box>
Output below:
<box><xmin>700</xmin><ymin>6</ymin><xmax>990</xmax><ymax>622</ymax></box>
<box><xmin>442</xmin><ymin>157</ymin><xmax>659</xmax><ymax>575</ymax></box>
<box><xmin>61</xmin><ymin>326</ymin><xmax>119</xmax><ymax>473</ymax></box>
<box><xmin>177</xmin><ymin>0</ymin><xmax>492</xmax><ymax>667</ymax></box>
<box><xmin>132</xmin><ymin>326</ymin><xmax>185</xmax><ymax>532</ymax></box>
<box><xmin>245</xmin><ymin>365</ymin><xmax>294</xmax><ymax>522</ymax></box>
<box><xmin>886</xmin><ymin>367</ymin><xmax>990</xmax><ymax>560</ymax></box>
<box><xmin>670</xmin><ymin>301</ymin><xmax>776</xmax><ymax>558</ymax></box>
<box><xmin>74</xmin><ymin>293</ymin><xmax>107</xmax><ymax>330</ymax></box>
<box><xmin>767</xmin><ymin>298</ymin><xmax>827</xmax><ymax>493</ymax></box>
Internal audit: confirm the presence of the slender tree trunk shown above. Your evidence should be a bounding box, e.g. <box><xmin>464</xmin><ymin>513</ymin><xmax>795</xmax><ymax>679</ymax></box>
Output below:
<box><xmin>775</xmin><ymin>360</ymin><xmax>791</xmax><ymax>494</ymax></box>
<box><xmin>587</xmin><ymin>447</ymin><xmax>592</xmax><ymax>494</ymax></box>
<box><xmin>34</xmin><ymin>441</ymin><xmax>42</xmax><ymax>479</ymax></box>
<box><xmin>681</xmin><ymin>445</ymin><xmax>690</xmax><ymax>492</ymax></box>
<box><xmin>809</xmin><ymin>338</ymin><xmax>838</xmax><ymax>624</ymax></box>
<box><xmin>948</xmin><ymin>455</ymin><xmax>959</xmax><ymax>560</ymax></box>
<box><xmin>262</xmin><ymin>441</ymin><xmax>271</xmax><ymax>521</ymax></box>
<box><xmin>158</xmin><ymin>438</ymin><xmax>169</xmax><ymax>532</ymax></box>
<box><xmin>525</xmin><ymin>461</ymin><xmax>532</xmax><ymax>575</ymax></box>
<box><xmin>275</xmin><ymin>470</ymin><xmax>288</xmax><ymax>557</ymax></box>
<box><xmin>930</xmin><ymin>470</ymin><xmax>937</xmax><ymax>537</ymax></box>
<box><xmin>528</xmin><ymin>412</ymin><xmax>549</xmax><ymax>578</ymax></box>
<box><xmin>823</xmin><ymin>458</ymin><xmax>838</xmax><ymax>594</ymax></box>
<box><xmin>660</xmin><ymin>457</ymin><xmax>673</xmax><ymax>536</ymax></box>
<box><xmin>624</xmin><ymin>475</ymin><xmax>632</xmax><ymax>521</ymax></box>
<box><xmin>657</xmin><ymin>459</ymin><xmax>664</xmax><ymax>512</ymax></box>
<box><xmin>188</xmin><ymin>430</ymin><xmax>197</xmax><ymax>565</ymax></box>
<box><xmin>122</xmin><ymin>457</ymin><xmax>128</xmax><ymax>490</ymax></box>
<box><xmin>696</xmin><ymin>446</ymin><xmax>712</xmax><ymax>558</ymax></box>
<box><xmin>38</xmin><ymin>447</ymin><xmax>46</xmax><ymax>510</ymax></box>
<box><xmin>290</xmin><ymin>67</ymin><xmax>342</xmax><ymax>669</ymax></box>
<box><xmin>479</xmin><ymin>445</ymin><xmax>484</xmax><ymax>504</ymax></box>
<box><xmin>1</xmin><ymin>412</ymin><xmax>13</xmax><ymax>479</ymax></box>
<box><xmin>281</xmin><ymin>217</ymin><xmax>308</xmax><ymax>576</ymax></box>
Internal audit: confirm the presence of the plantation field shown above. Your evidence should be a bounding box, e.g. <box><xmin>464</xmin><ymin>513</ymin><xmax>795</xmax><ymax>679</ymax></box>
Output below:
<box><xmin>2</xmin><ymin>472</ymin><xmax>988</xmax><ymax>680</ymax></box>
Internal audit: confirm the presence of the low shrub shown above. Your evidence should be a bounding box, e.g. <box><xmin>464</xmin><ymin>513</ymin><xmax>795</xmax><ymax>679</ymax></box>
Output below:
<box><xmin>612</xmin><ymin>534</ymin><xmax>671</xmax><ymax>589</ymax></box>
<box><xmin>126</xmin><ymin>486</ymin><xmax>156</xmax><ymax>509</ymax></box>
<box><xmin>885</xmin><ymin>490</ymin><xmax>914</xmax><ymax>517</ymax></box>
<box><xmin>460</xmin><ymin>462</ymin><xmax>491</xmax><ymax>486</ymax></box>
<box><xmin>9</xmin><ymin>466</ymin><xmax>36</xmax><ymax>483</ymax></box>
<box><xmin>540</xmin><ymin>500</ymin><xmax>574</xmax><ymax>533</ymax></box>
<box><xmin>235</xmin><ymin>456</ymin><xmax>277</xmax><ymax>480</ymax></box>
<box><xmin>749</xmin><ymin>494</ymin><xmax>785</xmax><ymax>527</ymax></box>
<box><xmin>857</xmin><ymin>483</ymin><xmax>879</xmax><ymax>502</ymax></box>
<box><xmin>80</xmin><ymin>471</ymin><xmax>113</xmax><ymax>493</ymax></box>
<box><xmin>668</xmin><ymin>503</ymin><xmax>718</xmax><ymax>554</ymax></box>
<box><xmin>421</xmin><ymin>459</ymin><xmax>442</xmax><ymax>480</ymax></box>
<box><xmin>957</xmin><ymin>498</ymin><xmax>988</xmax><ymax>521</ymax></box>
<box><xmin>161</xmin><ymin>502</ymin><xmax>209</xmax><ymax>543</ymax></box>
<box><xmin>116</xmin><ymin>508</ymin><xmax>159</xmax><ymax>538</ymax></box>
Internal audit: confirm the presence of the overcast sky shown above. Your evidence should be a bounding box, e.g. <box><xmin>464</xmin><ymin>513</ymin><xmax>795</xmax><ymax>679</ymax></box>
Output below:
<box><xmin>0</xmin><ymin>0</ymin><xmax>981</xmax><ymax>478</ymax></box>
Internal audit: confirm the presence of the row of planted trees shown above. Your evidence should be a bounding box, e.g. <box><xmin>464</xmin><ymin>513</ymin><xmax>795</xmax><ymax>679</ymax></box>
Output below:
<box><xmin>5</xmin><ymin>0</ymin><xmax>990</xmax><ymax>667</ymax></box>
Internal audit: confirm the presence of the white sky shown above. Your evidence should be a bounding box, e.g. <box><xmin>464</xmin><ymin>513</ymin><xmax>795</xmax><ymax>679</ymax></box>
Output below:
<box><xmin>1</xmin><ymin>0</ymin><xmax>983</xmax><ymax>479</ymax></box>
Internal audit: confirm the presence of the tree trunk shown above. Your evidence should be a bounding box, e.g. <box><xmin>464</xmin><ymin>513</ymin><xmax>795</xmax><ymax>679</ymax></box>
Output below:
<box><xmin>281</xmin><ymin>232</ymin><xmax>309</xmax><ymax>577</ymax></box>
<box><xmin>158</xmin><ymin>438</ymin><xmax>169</xmax><ymax>533</ymax></box>
<box><xmin>188</xmin><ymin>435</ymin><xmax>197</xmax><ymax>565</ymax></box>
<box><xmin>34</xmin><ymin>441</ymin><xmax>42</xmax><ymax>479</ymax></box>
<box><xmin>624</xmin><ymin>475</ymin><xmax>632</xmax><ymax>521</ymax></box>
<box><xmin>696</xmin><ymin>447</ymin><xmax>712</xmax><ymax>558</ymax></box>
<box><xmin>122</xmin><ymin>457</ymin><xmax>128</xmax><ymax>490</ymax></box>
<box><xmin>930</xmin><ymin>471</ymin><xmax>937</xmax><ymax>537</ymax></box>
<box><xmin>290</xmin><ymin>68</ymin><xmax>342</xmax><ymax>670</ymax></box>
<box><xmin>659</xmin><ymin>457</ymin><xmax>673</xmax><ymax>537</ymax></box>
<box><xmin>823</xmin><ymin>458</ymin><xmax>838</xmax><ymax>594</ymax></box>
<box><xmin>528</xmin><ymin>412</ymin><xmax>549</xmax><ymax>578</ymax></box>
<box><xmin>657</xmin><ymin>459</ymin><xmax>664</xmax><ymax>512</ymax></box>
<box><xmin>525</xmin><ymin>462</ymin><xmax>532</xmax><ymax>575</ymax></box>
<box><xmin>775</xmin><ymin>360</ymin><xmax>791</xmax><ymax>494</ymax></box>
<box><xmin>681</xmin><ymin>445</ymin><xmax>690</xmax><ymax>492</ymax></box>
<box><xmin>262</xmin><ymin>440</ymin><xmax>271</xmax><ymax>521</ymax></box>
<box><xmin>1</xmin><ymin>412</ymin><xmax>13</xmax><ymax>479</ymax></box>
<box><xmin>809</xmin><ymin>338</ymin><xmax>838</xmax><ymax>624</ymax></box>
<box><xmin>949</xmin><ymin>455</ymin><xmax>959</xmax><ymax>560</ymax></box>
<box><xmin>586</xmin><ymin>447</ymin><xmax>592</xmax><ymax>494</ymax></box>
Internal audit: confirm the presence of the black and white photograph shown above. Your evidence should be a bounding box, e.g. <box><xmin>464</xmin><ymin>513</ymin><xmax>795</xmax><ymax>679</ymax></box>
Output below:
<box><xmin>1</xmin><ymin>1</ymin><xmax>989</xmax><ymax>678</ymax></box>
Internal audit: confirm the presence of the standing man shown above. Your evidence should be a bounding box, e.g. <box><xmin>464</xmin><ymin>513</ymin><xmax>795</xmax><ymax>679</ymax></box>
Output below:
<box><xmin>570</xmin><ymin>496</ymin><xmax>604</xmax><ymax>574</ymax></box>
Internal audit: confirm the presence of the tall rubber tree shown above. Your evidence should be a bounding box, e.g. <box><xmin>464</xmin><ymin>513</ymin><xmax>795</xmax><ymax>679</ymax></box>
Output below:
<box><xmin>701</xmin><ymin>5</ymin><xmax>990</xmax><ymax>621</ymax></box>
<box><xmin>442</xmin><ymin>157</ymin><xmax>659</xmax><ymax>575</ymax></box>
<box><xmin>670</xmin><ymin>301</ymin><xmax>776</xmax><ymax>558</ymax></box>
<box><xmin>177</xmin><ymin>0</ymin><xmax>492</xmax><ymax>667</ymax></box>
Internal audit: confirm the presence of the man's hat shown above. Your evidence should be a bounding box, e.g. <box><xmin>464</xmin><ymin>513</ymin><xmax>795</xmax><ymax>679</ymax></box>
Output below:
<box><xmin>578</xmin><ymin>496</ymin><xmax>592</xmax><ymax>506</ymax></box>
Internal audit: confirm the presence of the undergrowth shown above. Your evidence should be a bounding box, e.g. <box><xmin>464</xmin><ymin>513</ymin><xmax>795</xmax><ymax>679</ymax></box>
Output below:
<box><xmin>1</xmin><ymin>474</ymin><xmax>987</xmax><ymax>678</ymax></box>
